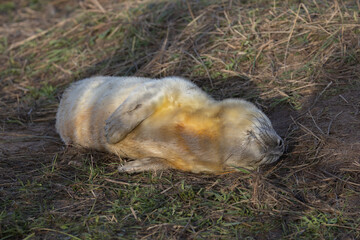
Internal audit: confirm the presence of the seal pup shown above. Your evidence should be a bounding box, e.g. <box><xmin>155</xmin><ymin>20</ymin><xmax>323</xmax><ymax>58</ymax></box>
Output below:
<box><xmin>56</xmin><ymin>76</ymin><xmax>284</xmax><ymax>174</ymax></box>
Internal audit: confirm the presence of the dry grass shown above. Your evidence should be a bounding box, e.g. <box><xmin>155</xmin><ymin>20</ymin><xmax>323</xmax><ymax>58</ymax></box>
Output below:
<box><xmin>1</xmin><ymin>0</ymin><xmax>360</xmax><ymax>239</ymax></box>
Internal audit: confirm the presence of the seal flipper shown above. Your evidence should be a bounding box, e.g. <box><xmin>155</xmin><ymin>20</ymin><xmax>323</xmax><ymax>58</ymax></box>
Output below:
<box><xmin>118</xmin><ymin>157</ymin><xmax>170</xmax><ymax>173</ymax></box>
<box><xmin>105</xmin><ymin>81</ymin><xmax>166</xmax><ymax>144</ymax></box>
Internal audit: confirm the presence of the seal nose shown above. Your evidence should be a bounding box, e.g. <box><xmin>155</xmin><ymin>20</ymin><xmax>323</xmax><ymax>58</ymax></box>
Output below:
<box><xmin>277</xmin><ymin>138</ymin><xmax>285</xmax><ymax>152</ymax></box>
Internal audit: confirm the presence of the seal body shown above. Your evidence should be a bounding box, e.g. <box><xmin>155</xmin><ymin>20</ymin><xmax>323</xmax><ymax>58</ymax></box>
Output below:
<box><xmin>56</xmin><ymin>76</ymin><xmax>284</xmax><ymax>173</ymax></box>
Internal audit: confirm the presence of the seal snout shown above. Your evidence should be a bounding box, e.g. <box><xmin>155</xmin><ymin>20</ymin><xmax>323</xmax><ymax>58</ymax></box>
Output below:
<box><xmin>264</xmin><ymin>136</ymin><xmax>285</xmax><ymax>164</ymax></box>
<box><xmin>276</xmin><ymin>137</ymin><xmax>285</xmax><ymax>153</ymax></box>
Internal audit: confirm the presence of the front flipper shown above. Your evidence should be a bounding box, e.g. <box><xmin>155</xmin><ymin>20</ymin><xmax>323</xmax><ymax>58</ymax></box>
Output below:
<box><xmin>118</xmin><ymin>157</ymin><xmax>170</xmax><ymax>173</ymax></box>
<box><xmin>105</xmin><ymin>77</ymin><xmax>202</xmax><ymax>144</ymax></box>
<box><xmin>105</xmin><ymin>81</ymin><xmax>165</xmax><ymax>144</ymax></box>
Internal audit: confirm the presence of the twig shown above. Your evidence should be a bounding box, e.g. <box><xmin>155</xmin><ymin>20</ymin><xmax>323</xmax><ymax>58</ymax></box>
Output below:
<box><xmin>297</xmin><ymin>122</ymin><xmax>322</xmax><ymax>142</ymax></box>
<box><xmin>182</xmin><ymin>49</ymin><xmax>213</xmax><ymax>87</ymax></box>
<box><xmin>300</xmin><ymin>3</ymin><xmax>312</xmax><ymax>22</ymax></box>
<box><xmin>193</xmin><ymin>46</ymin><xmax>214</xmax><ymax>88</ymax></box>
<box><xmin>32</xmin><ymin>228</ymin><xmax>81</xmax><ymax>240</ymax></box>
<box><xmin>0</xmin><ymin>134</ymin><xmax>61</xmax><ymax>143</ymax></box>
<box><xmin>91</xmin><ymin>0</ymin><xmax>105</xmax><ymax>12</ymax></box>
<box><xmin>339</xmin><ymin>94</ymin><xmax>359</xmax><ymax>115</ymax></box>
<box><xmin>185</xmin><ymin>0</ymin><xmax>195</xmax><ymax>20</ymax></box>
<box><xmin>327</xmin><ymin>111</ymin><xmax>343</xmax><ymax>135</ymax></box>
<box><xmin>130</xmin><ymin>206</ymin><xmax>140</xmax><ymax>221</ymax></box>
<box><xmin>338</xmin><ymin>94</ymin><xmax>349</xmax><ymax>103</ymax></box>
<box><xmin>308</xmin><ymin>81</ymin><xmax>333</xmax><ymax>111</ymax></box>
<box><xmin>321</xmin><ymin>169</ymin><xmax>360</xmax><ymax>187</ymax></box>
<box><xmin>160</xmin><ymin>185</ymin><xmax>174</xmax><ymax>194</ymax></box>
<box><xmin>284</xmin><ymin>4</ymin><xmax>301</xmax><ymax>66</ymax></box>
<box><xmin>250</xmin><ymin>40</ymin><xmax>273</xmax><ymax>73</ymax></box>
<box><xmin>53</xmin><ymin>63</ymin><xmax>72</xmax><ymax>75</ymax></box>
<box><xmin>139</xmin><ymin>27</ymin><xmax>170</xmax><ymax>73</ymax></box>
<box><xmin>8</xmin><ymin>18</ymin><xmax>73</xmax><ymax>51</ymax></box>
<box><xmin>309</xmin><ymin>111</ymin><xmax>325</xmax><ymax>135</ymax></box>
<box><xmin>323</xmin><ymin>223</ymin><xmax>360</xmax><ymax>231</ymax></box>
<box><xmin>103</xmin><ymin>178</ymin><xmax>139</xmax><ymax>186</ymax></box>
<box><xmin>180</xmin><ymin>210</ymin><xmax>194</xmax><ymax>235</ymax></box>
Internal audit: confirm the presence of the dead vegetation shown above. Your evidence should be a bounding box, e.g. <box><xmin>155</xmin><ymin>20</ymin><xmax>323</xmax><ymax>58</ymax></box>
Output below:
<box><xmin>0</xmin><ymin>0</ymin><xmax>360</xmax><ymax>239</ymax></box>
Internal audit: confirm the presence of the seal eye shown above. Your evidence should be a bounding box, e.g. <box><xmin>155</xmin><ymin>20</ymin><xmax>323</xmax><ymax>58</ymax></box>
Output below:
<box><xmin>277</xmin><ymin>139</ymin><xmax>283</xmax><ymax>147</ymax></box>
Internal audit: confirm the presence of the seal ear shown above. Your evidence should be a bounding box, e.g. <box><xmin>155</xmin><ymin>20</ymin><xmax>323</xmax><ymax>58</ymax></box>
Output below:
<box><xmin>104</xmin><ymin>81</ymin><xmax>164</xmax><ymax>144</ymax></box>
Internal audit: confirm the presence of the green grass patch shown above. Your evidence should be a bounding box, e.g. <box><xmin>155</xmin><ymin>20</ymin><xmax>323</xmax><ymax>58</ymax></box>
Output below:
<box><xmin>0</xmin><ymin>2</ymin><xmax>15</xmax><ymax>13</ymax></box>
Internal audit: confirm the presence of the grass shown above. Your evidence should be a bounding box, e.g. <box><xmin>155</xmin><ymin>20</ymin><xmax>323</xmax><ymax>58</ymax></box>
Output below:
<box><xmin>0</xmin><ymin>2</ymin><xmax>15</xmax><ymax>13</ymax></box>
<box><xmin>1</xmin><ymin>0</ymin><xmax>360</xmax><ymax>239</ymax></box>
